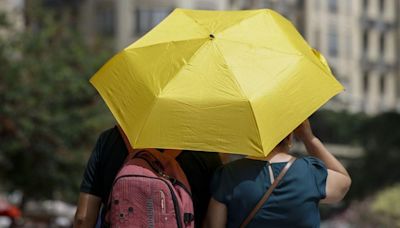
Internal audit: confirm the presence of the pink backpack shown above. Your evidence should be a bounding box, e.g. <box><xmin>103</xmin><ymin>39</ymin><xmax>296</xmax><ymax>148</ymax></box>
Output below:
<box><xmin>104</xmin><ymin>130</ymin><xmax>194</xmax><ymax>228</ymax></box>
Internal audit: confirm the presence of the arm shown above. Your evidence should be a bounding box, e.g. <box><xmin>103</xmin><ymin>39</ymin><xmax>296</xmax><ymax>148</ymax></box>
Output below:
<box><xmin>73</xmin><ymin>193</ymin><xmax>101</xmax><ymax>228</ymax></box>
<box><xmin>74</xmin><ymin>129</ymin><xmax>109</xmax><ymax>228</ymax></box>
<box><xmin>294</xmin><ymin>120</ymin><xmax>352</xmax><ymax>204</ymax></box>
<box><xmin>203</xmin><ymin>198</ymin><xmax>227</xmax><ymax>228</ymax></box>
<box><xmin>74</xmin><ymin>193</ymin><xmax>101</xmax><ymax>228</ymax></box>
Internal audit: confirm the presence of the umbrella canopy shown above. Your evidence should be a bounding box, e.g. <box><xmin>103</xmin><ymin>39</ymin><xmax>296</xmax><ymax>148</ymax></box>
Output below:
<box><xmin>90</xmin><ymin>9</ymin><xmax>343</xmax><ymax>157</ymax></box>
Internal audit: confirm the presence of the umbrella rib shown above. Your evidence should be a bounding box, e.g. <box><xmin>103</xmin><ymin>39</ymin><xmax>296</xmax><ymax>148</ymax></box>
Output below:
<box><xmin>302</xmin><ymin>53</ymin><xmax>334</xmax><ymax>79</ymax></box>
<box><xmin>266</xmin><ymin>10</ymin><xmax>329</xmax><ymax>72</ymax></box>
<box><xmin>133</xmin><ymin>41</ymin><xmax>211</xmax><ymax>146</ymax></box>
<box><xmin>265</xmin><ymin>11</ymin><xmax>338</xmax><ymax>85</ymax></box>
<box><xmin>213</xmin><ymin>43</ymin><xmax>264</xmax><ymax>153</ymax></box>
<box><xmin>156</xmin><ymin>42</ymin><xmax>211</xmax><ymax>97</ymax></box>
<box><xmin>212</xmin><ymin>43</ymin><xmax>247</xmax><ymax>98</ymax></box>
<box><xmin>216</xmin><ymin>9</ymin><xmax>264</xmax><ymax>35</ymax></box>
<box><xmin>126</xmin><ymin>9</ymin><xmax>211</xmax><ymax>50</ymax></box>
<box><xmin>179</xmin><ymin>9</ymin><xmax>212</xmax><ymax>34</ymax></box>
<box><xmin>133</xmin><ymin>97</ymin><xmax>158</xmax><ymax>147</ymax></box>
<box><xmin>217</xmin><ymin>37</ymin><xmax>302</xmax><ymax>56</ymax></box>
<box><xmin>246</xmin><ymin>100</ymin><xmax>264</xmax><ymax>155</ymax></box>
<box><xmin>125</xmin><ymin>38</ymin><xmax>208</xmax><ymax>51</ymax></box>
<box><xmin>214</xmin><ymin>10</ymin><xmax>302</xmax><ymax>56</ymax></box>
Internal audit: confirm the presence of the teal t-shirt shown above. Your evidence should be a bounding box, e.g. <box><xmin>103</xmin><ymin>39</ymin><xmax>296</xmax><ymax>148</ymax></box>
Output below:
<box><xmin>210</xmin><ymin>156</ymin><xmax>327</xmax><ymax>228</ymax></box>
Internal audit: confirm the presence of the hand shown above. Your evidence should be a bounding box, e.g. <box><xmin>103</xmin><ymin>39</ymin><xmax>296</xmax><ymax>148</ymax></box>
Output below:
<box><xmin>294</xmin><ymin>119</ymin><xmax>314</xmax><ymax>142</ymax></box>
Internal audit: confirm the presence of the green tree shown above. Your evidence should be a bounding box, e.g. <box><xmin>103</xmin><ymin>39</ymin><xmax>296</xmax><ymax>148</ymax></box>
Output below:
<box><xmin>310</xmin><ymin>109</ymin><xmax>366</xmax><ymax>144</ymax></box>
<box><xmin>371</xmin><ymin>184</ymin><xmax>400</xmax><ymax>227</ymax></box>
<box><xmin>348</xmin><ymin>112</ymin><xmax>400</xmax><ymax>199</ymax></box>
<box><xmin>0</xmin><ymin>4</ymin><xmax>113</xmax><ymax>202</ymax></box>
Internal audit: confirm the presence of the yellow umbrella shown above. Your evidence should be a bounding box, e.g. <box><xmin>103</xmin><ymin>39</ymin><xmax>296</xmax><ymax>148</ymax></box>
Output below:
<box><xmin>90</xmin><ymin>8</ymin><xmax>343</xmax><ymax>157</ymax></box>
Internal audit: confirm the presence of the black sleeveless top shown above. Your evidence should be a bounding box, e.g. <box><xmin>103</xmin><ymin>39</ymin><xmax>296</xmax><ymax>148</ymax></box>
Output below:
<box><xmin>80</xmin><ymin>126</ymin><xmax>222</xmax><ymax>227</ymax></box>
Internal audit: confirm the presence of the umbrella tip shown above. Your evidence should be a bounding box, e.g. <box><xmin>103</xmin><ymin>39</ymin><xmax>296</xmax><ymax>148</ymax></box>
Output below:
<box><xmin>209</xmin><ymin>34</ymin><xmax>215</xmax><ymax>40</ymax></box>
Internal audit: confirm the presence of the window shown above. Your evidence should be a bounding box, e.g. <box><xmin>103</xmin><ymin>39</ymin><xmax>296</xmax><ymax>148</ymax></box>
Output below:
<box><xmin>328</xmin><ymin>26</ymin><xmax>338</xmax><ymax>57</ymax></box>
<box><xmin>345</xmin><ymin>33</ymin><xmax>352</xmax><ymax>59</ymax></box>
<box><xmin>362</xmin><ymin>30</ymin><xmax>369</xmax><ymax>53</ymax></box>
<box><xmin>363</xmin><ymin>72</ymin><xmax>369</xmax><ymax>94</ymax></box>
<box><xmin>328</xmin><ymin>0</ymin><xmax>338</xmax><ymax>13</ymax></box>
<box><xmin>314</xmin><ymin>28</ymin><xmax>321</xmax><ymax>50</ymax></box>
<box><xmin>363</xmin><ymin>0</ymin><xmax>369</xmax><ymax>11</ymax></box>
<box><xmin>379</xmin><ymin>33</ymin><xmax>385</xmax><ymax>55</ymax></box>
<box><xmin>297</xmin><ymin>0</ymin><xmax>305</xmax><ymax>8</ymax></box>
<box><xmin>379</xmin><ymin>0</ymin><xmax>385</xmax><ymax>13</ymax></box>
<box><xmin>96</xmin><ymin>5</ymin><xmax>115</xmax><ymax>37</ymax></box>
<box><xmin>261</xmin><ymin>1</ymin><xmax>273</xmax><ymax>8</ymax></box>
<box><xmin>346</xmin><ymin>0</ymin><xmax>352</xmax><ymax>15</ymax></box>
<box><xmin>135</xmin><ymin>8</ymin><xmax>171</xmax><ymax>35</ymax></box>
<box><xmin>379</xmin><ymin>75</ymin><xmax>385</xmax><ymax>95</ymax></box>
<box><xmin>315</xmin><ymin>0</ymin><xmax>320</xmax><ymax>10</ymax></box>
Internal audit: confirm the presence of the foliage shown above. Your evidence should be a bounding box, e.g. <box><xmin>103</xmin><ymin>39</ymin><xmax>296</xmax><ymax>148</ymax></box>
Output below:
<box><xmin>309</xmin><ymin>110</ymin><xmax>400</xmax><ymax>222</ymax></box>
<box><xmin>0</xmin><ymin>4</ymin><xmax>113</xmax><ymax>202</ymax></box>
<box><xmin>310</xmin><ymin>109</ymin><xmax>366</xmax><ymax>144</ymax></box>
<box><xmin>371</xmin><ymin>184</ymin><xmax>400</xmax><ymax>227</ymax></box>
<box><xmin>333</xmin><ymin>198</ymin><xmax>383</xmax><ymax>228</ymax></box>
<box><xmin>347</xmin><ymin>112</ymin><xmax>400</xmax><ymax>200</ymax></box>
<box><xmin>323</xmin><ymin>184</ymin><xmax>400</xmax><ymax>227</ymax></box>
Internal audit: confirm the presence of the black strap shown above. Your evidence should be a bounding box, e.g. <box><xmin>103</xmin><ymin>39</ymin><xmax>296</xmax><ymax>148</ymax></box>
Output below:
<box><xmin>134</xmin><ymin>150</ymin><xmax>165</xmax><ymax>174</ymax></box>
<box><xmin>240</xmin><ymin>157</ymin><xmax>296</xmax><ymax>228</ymax></box>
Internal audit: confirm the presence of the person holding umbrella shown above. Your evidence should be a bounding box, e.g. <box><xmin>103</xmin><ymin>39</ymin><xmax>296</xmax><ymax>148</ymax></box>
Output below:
<box><xmin>74</xmin><ymin>127</ymin><xmax>222</xmax><ymax>228</ymax></box>
<box><xmin>204</xmin><ymin>120</ymin><xmax>351</xmax><ymax>228</ymax></box>
<box><xmin>76</xmin><ymin>8</ymin><xmax>351</xmax><ymax>228</ymax></box>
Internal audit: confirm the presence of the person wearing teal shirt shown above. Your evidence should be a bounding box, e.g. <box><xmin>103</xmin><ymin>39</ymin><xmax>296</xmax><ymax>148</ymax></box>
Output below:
<box><xmin>204</xmin><ymin>120</ymin><xmax>351</xmax><ymax>228</ymax></box>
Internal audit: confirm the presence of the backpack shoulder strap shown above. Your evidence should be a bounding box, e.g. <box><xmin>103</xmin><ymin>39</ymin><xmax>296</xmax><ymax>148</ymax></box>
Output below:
<box><xmin>163</xmin><ymin>149</ymin><xmax>182</xmax><ymax>159</ymax></box>
<box><xmin>240</xmin><ymin>157</ymin><xmax>297</xmax><ymax>228</ymax></box>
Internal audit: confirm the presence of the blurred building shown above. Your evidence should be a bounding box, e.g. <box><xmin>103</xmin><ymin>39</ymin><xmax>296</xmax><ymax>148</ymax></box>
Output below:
<box><xmin>80</xmin><ymin>0</ymin><xmax>233</xmax><ymax>51</ymax></box>
<box><xmin>230</xmin><ymin>0</ymin><xmax>305</xmax><ymax>34</ymax></box>
<box><xmin>79</xmin><ymin>0</ymin><xmax>305</xmax><ymax>50</ymax></box>
<box><xmin>76</xmin><ymin>0</ymin><xmax>400</xmax><ymax>114</ymax></box>
<box><xmin>306</xmin><ymin>0</ymin><xmax>400</xmax><ymax>114</ymax></box>
<box><xmin>3</xmin><ymin>0</ymin><xmax>399</xmax><ymax>115</ymax></box>
<box><xmin>0</xmin><ymin>0</ymin><xmax>25</xmax><ymax>35</ymax></box>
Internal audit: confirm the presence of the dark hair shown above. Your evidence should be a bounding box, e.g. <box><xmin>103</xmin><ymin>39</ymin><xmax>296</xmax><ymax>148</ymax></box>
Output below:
<box><xmin>277</xmin><ymin>134</ymin><xmax>291</xmax><ymax>147</ymax></box>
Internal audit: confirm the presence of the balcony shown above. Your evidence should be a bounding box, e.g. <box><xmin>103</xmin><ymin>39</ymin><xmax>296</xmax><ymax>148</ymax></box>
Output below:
<box><xmin>360</xmin><ymin>57</ymin><xmax>397</xmax><ymax>74</ymax></box>
<box><xmin>360</xmin><ymin>15</ymin><xmax>374</xmax><ymax>29</ymax></box>
<box><xmin>375</xmin><ymin>20</ymin><xmax>396</xmax><ymax>32</ymax></box>
<box><xmin>360</xmin><ymin>11</ymin><xmax>397</xmax><ymax>32</ymax></box>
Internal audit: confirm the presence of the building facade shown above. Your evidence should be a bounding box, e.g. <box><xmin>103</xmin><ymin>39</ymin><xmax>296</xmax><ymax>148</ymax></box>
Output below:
<box><xmin>230</xmin><ymin>0</ymin><xmax>305</xmax><ymax>34</ymax></box>
<box><xmin>79</xmin><ymin>0</ymin><xmax>399</xmax><ymax>115</ymax></box>
<box><xmin>79</xmin><ymin>0</ymin><xmax>233</xmax><ymax>50</ymax></box>
<box><xmin>0</xmin><ymin>0</ymin><xmax>25</xmax><ymax>36</ymax></box>
<box><xmin>306</xmin><ymin>0</ymin><xmax>399</xmax><ymax>114</ymax></box>
<box><xmin>79</xmin><ymin>0</ymin><xmax>305</xmax><ymax>50</ymax></box>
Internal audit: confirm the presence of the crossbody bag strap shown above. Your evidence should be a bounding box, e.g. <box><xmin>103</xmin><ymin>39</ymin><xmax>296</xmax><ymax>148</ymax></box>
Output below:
<box><xmin>240</xmin><ymin>157</ymin><xmax>297</xmax><ymax>228</ymax></box>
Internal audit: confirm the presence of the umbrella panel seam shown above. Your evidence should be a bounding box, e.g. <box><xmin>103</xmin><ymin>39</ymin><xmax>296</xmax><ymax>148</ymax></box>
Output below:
<box><xmin>125</xmin><ymin>38</ymin><xmax>208</xmax><ymax>51</ymax></box>
<box><xmin>216</xmin><ymin>38</ymin><xmax>302</xmax><ymax>57</ymax></box>
<box><xmin>213</xmin><ymin>43</ymin><xmax>264</xmax><ymax>155</ymax></box>
<box><xmin>179</xmin><ymin>9</ymin><xmax>212</xmax><ymax>34</ymax></box>
<box><xmin>266</xmin><ymin>10</ymin><xmax>332</xmax><ymax>77</ymax></box>
<box><xmin>216</xmin><ymin>10</ymin><xmax>264</xmax><ymax>34</ymax></box>
<box><xmin>180</xmin><ymin>9</ymin><xmax>264</xmax><ymax>36</ymax></box>
<box><xmin>134</xmin><ymin>41</ymin><xmax>211</xmax><ymax>145</ymax></box>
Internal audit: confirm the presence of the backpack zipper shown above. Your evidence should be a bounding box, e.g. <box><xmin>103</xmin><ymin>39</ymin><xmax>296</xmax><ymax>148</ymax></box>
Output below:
<box><xmin>160</xmin><ymin>190</ymin><xmax>166</xmax><ymax>214</ymax></box>
<box><xmin>112</xmin><ymin>174</ymin><xmax>183</xmax><ymax>228</ymax></box>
